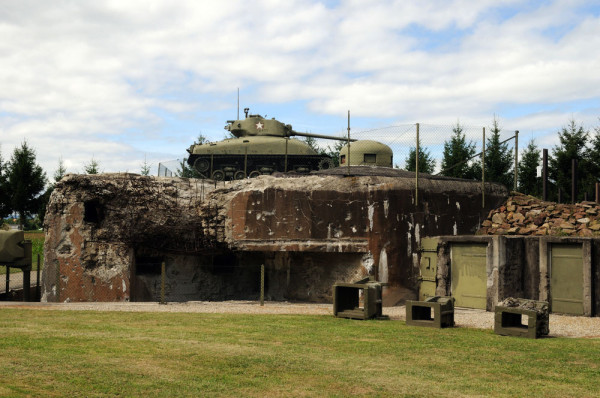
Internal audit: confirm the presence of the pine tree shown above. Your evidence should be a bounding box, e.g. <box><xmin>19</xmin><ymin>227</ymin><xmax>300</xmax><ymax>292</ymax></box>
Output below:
<box><xmin>176</xmin><ymin>158</ymin><xmax>196</xmax><ymax>178</ymax></box>
<box><xmin>584</xmin><ymin>123</ymin><xmax>600</xmax><ymax>198</ymax></box>
<box><xmin>0</xmin><ymin>145</ymin><xmax>10</xmax><ymax>219</ymax></box>
<box><xmin>54</xmin><ymin>157</ymin><xmax>67</xmax><ymax>182</ymax></box>
<box><xmin>549</xmin><ymin>120</ymin><xmax>590</xmax><ymax>202</ymax></box>
<box><xmin>440</xmin><ymin>122</ymin><xmax>479</xmax><ymax>179</ymax></box>
<box><xmin>323</xmin><ymin>139</ymin><xmax>346</xmax><ymax>167</ymax></box>
<box><xmin>305</xmin><ymin>135</ymin><xmax>346</xmax><ymax>166</ymax></box>
<box><xmin>140</xmin><ymin>155</ymin><xmax>151</xmax><ymax>176</ymax></box>
<box><xmin>37</xmin><ymin>187</ymin><xmax>53</xmax><ymax>226</ymax></box>
<box><xmin>405</xmin><ymin>138</ymin><xmax>436</xmax><ymax>174</ymax></box>
<box><xmin>6</xmin><ymin>141</ymin><xmax>47</xmax><ymax>228</ymax></box>
<box><xmin>195</xmin><ymin>133</ymin><xmax>208</xmax><ymax>145</ymax></box>
<box><xmin>39</xmin><ymin>157</ymin><xmax>69</xmax><ymax>226</ymax></box>
<box><xmin>303</xmin><ymin>136</ymin><xmax>319</xmax><ymax>153</ymax></box>
<box><xmin>484</xmin><ymin>118</ymin><xmax>513</xmax><ymax>188</ymax></box>
<box><xmin>84</xmin><ymin>158</ymin><xmax>101</xmax><ymax>174</ymax></box>
<box><xmin>518</xmin><ymin>139</ymin><xmax>541</xmax><ymax>197</ymax></box>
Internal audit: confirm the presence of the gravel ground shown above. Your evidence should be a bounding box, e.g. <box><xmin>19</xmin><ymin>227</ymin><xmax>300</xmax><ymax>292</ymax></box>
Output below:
<box><xmin>1</xmin><ymin>301</ymin><xmax>599</xmax><ymax>338</ymax></box>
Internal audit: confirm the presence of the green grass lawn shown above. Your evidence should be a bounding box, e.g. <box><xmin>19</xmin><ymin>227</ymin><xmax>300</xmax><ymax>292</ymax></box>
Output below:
<box><xmin>0</xmin><ymin>309</ymin><xmax>598</xmax><ymax>397</ymax></box>
<box><xmin>0</xmin><ymin>231</ymin><xmax>44</xmax><ymax>275</ymax></box>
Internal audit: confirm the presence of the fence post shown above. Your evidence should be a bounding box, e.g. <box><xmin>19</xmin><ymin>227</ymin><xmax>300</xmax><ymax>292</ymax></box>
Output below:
<box><xmin>23</xmin><ymin>266</ymin><xmax>31</xmax><ymax>302</ymax></box>
<box><xmin>260</xmin><ymin>264</ymin><xmax>265</xmax><ymax>306</ymax></box>
<box><xmin>482</xmin><ymin>127</ymin><xmax>485</xmax><ymax>208</ymax></box>
<box><xmin>5</xmin><ymin>266</ymin><xmax>9</xmax><ymax>297</ymax></box>
<box><xmin>284</xmin><ymin>138</ymin><xmax>288</xmax><ymax>172</ymax></box>
<box><xmin>245</xmin><ymin>145</ymin><xmax>249</xmax><ymax>176</ymax></box>
<box><xmin>543</xmin><ymin>149</ymin><xmax>548</xmax><ymax>201</ymax></box>
<box><xmin>572</xmin><ymin>159</ymin><xmax>578</xmax><ymax>203</ymax></box>
<box><xmin>415</xmin><ymin>123</ymin><xmax>419</xmax><ymax>207</ymax></box>
<box><xmin>514</xmin><ymin>130</ymin><xmax>519</xmax><ymax>191</ymax></box>
<box><xmin>36</xmin><ymin>254</ymin><xmax>41</xmax><ymax>301</ymax></box>
<box><xmin>160</xmin><ymin>261</ymin><xmax>166</xmax><ymax>305</ymax></box>
<box><xmin>558</xmin><ymin>188</ymin><xmax>562</xmax><ymax>204</ymax></box>
<box><xmin>347</xmin><ymin>110</ymin><xmax>351</xmax><ymax>176</ymax></box>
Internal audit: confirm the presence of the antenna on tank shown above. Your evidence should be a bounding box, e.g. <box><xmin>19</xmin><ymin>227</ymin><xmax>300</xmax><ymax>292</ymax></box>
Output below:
<box><xmin>237</xmin><ymin>88</ymin><xmax>239</xmax><ymax>120</ymax></box>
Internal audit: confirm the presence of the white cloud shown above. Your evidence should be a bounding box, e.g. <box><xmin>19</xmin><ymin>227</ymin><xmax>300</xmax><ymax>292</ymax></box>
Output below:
<box><xmin>0</xmin><ymin>0</ymin><xmax>599</xmax><ymax>177</ymax></box>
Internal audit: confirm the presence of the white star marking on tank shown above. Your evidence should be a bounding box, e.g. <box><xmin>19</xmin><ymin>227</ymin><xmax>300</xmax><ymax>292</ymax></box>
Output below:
<box><xmin>256</xmin><ymin>122</ymin><xmax>264</xmax><ymax>130</ymax></box>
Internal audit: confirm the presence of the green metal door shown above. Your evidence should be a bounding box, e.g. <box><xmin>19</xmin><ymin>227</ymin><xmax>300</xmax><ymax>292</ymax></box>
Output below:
<box><xmin>451</xmin><ymin>243</ymin><xmax>487</xmax><ymax>309</ymax></box>
<box><xmin>418</xmin><ymin>238</ymin><xmax>438</xmax><ymax>301</ymax></box>
<box><xmin>550</xmin><ymin>244</ymin><xmax>584</xmax><ymax>315</ymax></box>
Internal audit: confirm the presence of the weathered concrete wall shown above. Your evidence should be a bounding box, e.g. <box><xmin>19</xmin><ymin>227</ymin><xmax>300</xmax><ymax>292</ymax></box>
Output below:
<box><xmin>264</xmin><ymin>252</ymin><xmax>370</xmax><ymax>302</ymax></box>
<box><xmin>522</xmin><ymin>238</ymin><xmax>541</xmax><ymax>301</ymax></box>
<box><xmin>502</xmin><ymin>238</ymin><xmax>525</xmax><ymax>299</ymax></box>
<box><xmin>229</xmin><ymin>171</ymin><xmax>507</xmax><ymax>290</ymax></box>
<box><xmin>43</xmin><ymin>169</ymin><xmax>507</xmax><ymax>303</ymax></box>
<box><xmin>593</xmin><ymin>241</ymin><xmax>600</xmax><ymax>316</ymax></box>
<box><xmin>42</xmin><ymin>173</ymin><xmax>219</xmax><ymax>302</ymax></box>
<box><xmin>132</xmin><ymin>252</ymin><xmax>262</xmax><ymax>302</ymax></box>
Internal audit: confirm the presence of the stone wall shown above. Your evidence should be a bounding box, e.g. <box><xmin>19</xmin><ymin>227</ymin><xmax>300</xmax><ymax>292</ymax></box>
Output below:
<box><xmin>478</xmin><ymin>193</ymin><xmax>600</xmax><ymax>237</ymax></box>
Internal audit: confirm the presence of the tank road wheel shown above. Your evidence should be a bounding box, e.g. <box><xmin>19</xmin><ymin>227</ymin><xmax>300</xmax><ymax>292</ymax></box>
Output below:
<box><xmin>318</xmin><ymin>158</ymin><xmax>334</xmax><ymax>170</ymax></box>
<box><xmin>234</xmin><ymin>170</ymin><xmax>246</xmax><ymax>180</ymax></box>
<box><xmin>248</xmin><ymin>170</ymin><xmax>261</xmax><ymax>178</ymax></box>
<box><xmin>193</xmin><ymin>158</ymin><xmax>210</xmax><ymax>173</ymax></box>
<box><xmin>212</xmin><ymin>170</ymin><xmax>225</xmax><ymax>181</ymax></box>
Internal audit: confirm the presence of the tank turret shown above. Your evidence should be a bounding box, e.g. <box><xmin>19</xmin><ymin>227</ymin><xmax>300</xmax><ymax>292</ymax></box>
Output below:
<box><xmin>225</xmin><ymin>108</ymin><xmax>353</xmax><ymax>142</ymax></box>
<box><xmin>339</xmin><ymin>140</ymin><xmax>393</xmax><ymax>167</ymax></box>
<box><xmin>186</xmin><ymin>108</ymin><xmax>352</xmax><ymax>180</ymax></box>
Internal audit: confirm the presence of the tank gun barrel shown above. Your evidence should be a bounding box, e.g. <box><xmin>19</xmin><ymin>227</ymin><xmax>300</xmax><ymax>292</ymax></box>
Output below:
<box><xmin>291</xmin><ymin>130</ymin><xmax>357</xmax><ymax>142</ymax></box>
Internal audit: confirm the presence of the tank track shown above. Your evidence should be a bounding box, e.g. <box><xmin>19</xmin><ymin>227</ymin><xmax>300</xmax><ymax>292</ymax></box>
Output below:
<box><xmin>187</xmin><ymin>154</ymin><xmax>334</xmax><ymax>180</ymax></box>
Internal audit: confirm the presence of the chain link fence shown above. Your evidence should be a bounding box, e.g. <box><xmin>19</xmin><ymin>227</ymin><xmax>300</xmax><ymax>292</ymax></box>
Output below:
<box><xmin>158</xmin><ymin>159</ymin><xmax>183</xmax><ymax>177</ymax></box>
<box><xmin>0</xmin><ymin>254</ymin><xmax>42</xmax><ymax>302</ymax></box>
<box><xmin>288</xmin><ymin>122</ymin><xmax>519</xmax><ymax>209</ymax></box>
<box><xmin>160</xmin><ymin>122</ymin><xmax>519</xmax><ymax>188</ymax></box>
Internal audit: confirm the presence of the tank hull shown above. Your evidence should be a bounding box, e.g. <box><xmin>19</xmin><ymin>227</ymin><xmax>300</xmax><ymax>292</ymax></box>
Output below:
<box><xmin>187</xmin><ymin>136</ymin><xmax>333</xmax><ymax>180</ymax></box>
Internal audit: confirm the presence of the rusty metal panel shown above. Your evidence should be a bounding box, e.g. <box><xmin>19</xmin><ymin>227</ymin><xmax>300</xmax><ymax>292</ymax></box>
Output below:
<box><xmin>418</xmin><ymin>237</ymin><xmax>438</xmax><ymax>301</ymax></box>
<box><xmin>451</xmin><ymin>243</ymin><xmax>487</xmax><ymax>309</ymax></box>
<box><xmin>550</xmin><ymin>244</ymin><xmax>584</xmax><ymax>315</ymax></box>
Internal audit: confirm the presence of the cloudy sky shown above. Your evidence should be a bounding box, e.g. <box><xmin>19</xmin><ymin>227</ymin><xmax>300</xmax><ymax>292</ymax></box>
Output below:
<box><xmin>1</xmin><ymin>0</ymin><xmax>599</xmax><ymax>177</ymax></box>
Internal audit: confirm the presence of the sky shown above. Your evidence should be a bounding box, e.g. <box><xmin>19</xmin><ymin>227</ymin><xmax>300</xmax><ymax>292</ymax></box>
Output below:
<box><xmin>1</xmin><ymin>0</ymin><xmax>600</xmax><ymax>178</ymax></box>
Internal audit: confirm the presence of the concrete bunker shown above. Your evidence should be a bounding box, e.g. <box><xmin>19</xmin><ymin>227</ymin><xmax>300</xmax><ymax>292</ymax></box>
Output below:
<box><xmin>42</xmin><ymin>170</ymin><xmax>508</xmax><ymax>303</ymax></box>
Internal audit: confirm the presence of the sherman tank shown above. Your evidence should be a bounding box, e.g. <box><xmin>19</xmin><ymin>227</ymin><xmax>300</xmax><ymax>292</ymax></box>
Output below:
<box><xmin>186</xmin><ymin>108</ymin><xmax>351</xmax><ymax>180</ymax></box>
